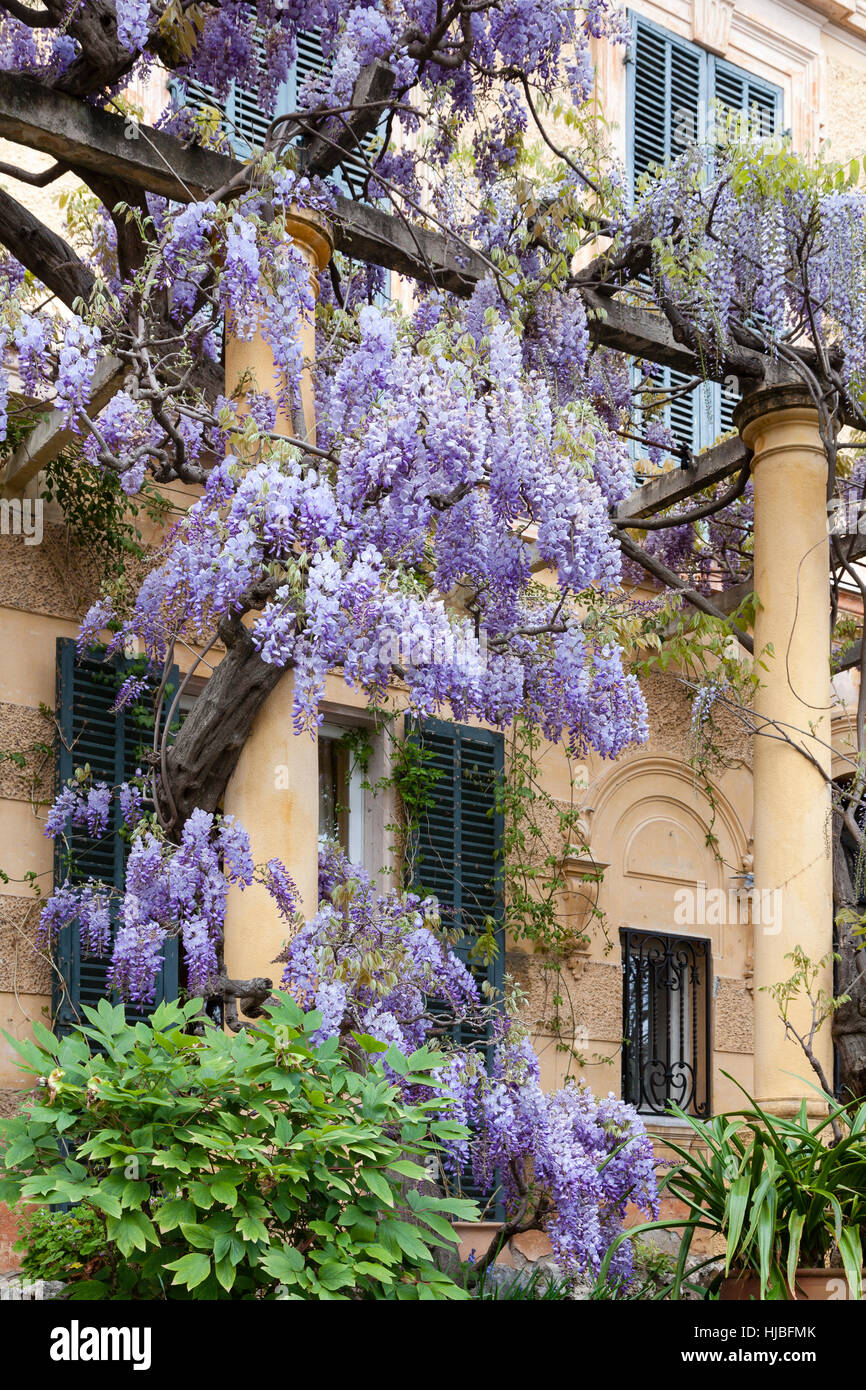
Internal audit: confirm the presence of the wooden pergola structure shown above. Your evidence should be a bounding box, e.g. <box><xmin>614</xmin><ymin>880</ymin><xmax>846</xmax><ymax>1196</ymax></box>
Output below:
<box><xmin>0</xmin><ymin>68</ymin><xmax>851</xmax><ymax>1113</ymax></box>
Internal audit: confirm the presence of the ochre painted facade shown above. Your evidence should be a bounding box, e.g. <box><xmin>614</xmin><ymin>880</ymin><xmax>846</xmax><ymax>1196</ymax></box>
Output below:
<box><xmin>1</xmin><ymin>0</ymin><xmax>866</xmax><ymax>1273</ymax></box>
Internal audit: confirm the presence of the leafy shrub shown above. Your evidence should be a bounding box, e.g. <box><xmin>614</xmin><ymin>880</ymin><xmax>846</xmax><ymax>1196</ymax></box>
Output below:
<box><xmin>470</xmin><ymin>1265</ymin><xmax>573</xmax><ymax>1300</ymax></box>
<box><xmin>657</xmin><ymin>1092</ymin><xmax>866</xmax><ymax>1299</ymax></box>
<box><xmin>596</xmin><ymin>1087</ymin><xmax>866</xmax><ymax>1300</ymax></box>
<box><xmin>15</xmin><ymin>1204</ymin><xmax>107</xmax><ymax>1284</ymax></box>
<box><xmin>0</xmin><ymin>994</ymin><xmax>477</xmax><ymax>1300</ymax></box>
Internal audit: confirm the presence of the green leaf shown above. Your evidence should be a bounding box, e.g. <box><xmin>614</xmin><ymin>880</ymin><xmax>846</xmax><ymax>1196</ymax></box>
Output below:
<box><xmin>786</xmin><ymin>1211</ymin><xmax>805</xmax><ymax>1295</ymax></box>
<box><xmin>3</xmin><ymin>1137</ymin><xmax>35</xmax><ymax>1167</ymax></box>
<box><xmin>156</xmin><ymin>1197</ymin><xmax>195</xmax><ymax>1232</ymax></box>
<box><xmin>237</xmin><ymin>1214</ymin><xmax>268</xmax><ymax>1244</ymax></box>
<box><xmin>214</xmin><ymin>1254</ymin><xmax>236</xmax><ymax>1293</ymax></box>
<box><xmin>383</xmin><ymin>1046</ymin><xmax>409</xmax><ymax>1076</ymax></box>
<box><xmin>108</xmin><ymin>1209</ymin><xmax>156</xmax><ymax>1257</ymax></box>
<box><xmin>838</xmin><ymin>1226</ymin><xmax>862</xmax><ymax>1300</ymax></box>
<box><xmin>210</xmin><ymin>1180</ymin><xmax>238</xmax><ymax>1206</ymax></box>
<box><xmin>387</xmin><ymin>1159</ymin><xmax>428</xmax><ymax>1181</ymax></box>
<box><xmin>724</xmin><ymin>1174</ymin><xmax>751</xmax><ymax>1274</ymax></box>
<box><xmin>166</xmin><ymin>1252</ymin><xmax>211</xmax><ymax>1290</ymax></box>
<box><xmin>361</xmin><ymin>1168</ymin><xmax>395</xmax><ymax>1206</ymax></box>
<box><xmin>261</xmin><ymin>1246</ymin><xmax>305</xmax><ymax>1283</ymax></box>
<box><xmin>350</xmin><ymin>1032</ymin><xmax>389</xmax><ymax>1054</ymax></box>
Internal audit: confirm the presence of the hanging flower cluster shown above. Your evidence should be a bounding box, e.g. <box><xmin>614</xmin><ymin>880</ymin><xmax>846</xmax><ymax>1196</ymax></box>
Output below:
<box><xmin>277</xmin><ymin>845</ymin><xmax>659</xmax><ymax>1287</ymax></box>
<box><xmin>438</xmin><ymin>1020</ymin><xmax>659</xmax><ymax>1282</ymax></box>
<box><xmin>40</xmin><ymin>776</ymin><xmax>254</xmax><ymax>1002</ymax></box>
<box><xmin>69</xmin><ymin>281</ymin><xmax>647</xmax><ymax>756</ymax></box>
<box><xmin>277</xmin><ymin>843</ymin><xmax>481</xmax><ymax>1050</ymax></box>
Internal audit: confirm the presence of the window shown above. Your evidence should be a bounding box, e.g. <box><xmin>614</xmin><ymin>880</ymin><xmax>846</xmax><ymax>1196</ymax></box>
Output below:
<box><xmin>407</xmin><ymin>718</ymin><xmax>505</xmax><ymax>994</ymax></box>
<box><xmin>317</xmin><ymin>721</ymin><xmax>365</xmax><ymax>865</ymax></box>
<box><xmin>621</xmin><ymin>927</ymin><xmax>711</xmax><ymax>1117</ymax></box>
<box><xmin>626</xmin><ymin>12</ymin><xmax>782</xmax><ymax>467</ymax></box>
<box><xmin>52</xmin><ymin>638</ymin><xmax>179</xmax><ymax>1033</ymax></box>
<box><xmin>178</xmin><ymin>27</ymin><xmax>383</xmax><ymax>201</ymax></box>
<box><xmin>407</xmin><ymin>717</ymin><xmax>505</xmax><ymax>1212</ymax></box>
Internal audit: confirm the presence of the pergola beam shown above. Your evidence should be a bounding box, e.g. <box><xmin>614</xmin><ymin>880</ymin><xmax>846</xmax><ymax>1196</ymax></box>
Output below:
<box><xmin>0</xmin><ymin>72</ymin><xmax>488</xmax><ymax>295</ymax></box>
<box><xmin>1</xmin><ymin>355</ymin><xmax>125</xmax><ymax>493</ymax></box>
<box><xmin>0</xmin><ymin>72</ymin><xmax>733</xmax><ymax>362</ymax></box>
<box><xmin>837</xmin><ymin>638</ymin><xmax>862</xmax><ymax>672</ymax></box>
<box><xmin>614</xmin><ymin>436</ymin><xmax>749</xmax><ymax>523</ymax></box>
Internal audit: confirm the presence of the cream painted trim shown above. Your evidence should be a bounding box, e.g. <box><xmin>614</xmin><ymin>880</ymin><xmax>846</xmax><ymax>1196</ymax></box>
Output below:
<box><xmin>586</xmin><ymin>752</ymin><xmax>750</xmax><ymax>870</ymax></box>
<box><xmin>618</xmin><ymin>0</ymin><xmax>825</xmax><ymax>153</ymax></box>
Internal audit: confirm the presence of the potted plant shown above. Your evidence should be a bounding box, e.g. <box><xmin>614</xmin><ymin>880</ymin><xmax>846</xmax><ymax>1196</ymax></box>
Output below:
<box><xmin>653</xmin><ymin>1089</ymin><xmax>866</xmax><ymax>1300</ymax></box>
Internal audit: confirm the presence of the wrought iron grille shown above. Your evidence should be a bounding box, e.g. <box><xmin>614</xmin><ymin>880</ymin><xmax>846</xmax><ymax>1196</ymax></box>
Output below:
<box><xmin>621</xmin><ymin>929</ymin><xmax>711</xmax><ymax>1118</ymax></box>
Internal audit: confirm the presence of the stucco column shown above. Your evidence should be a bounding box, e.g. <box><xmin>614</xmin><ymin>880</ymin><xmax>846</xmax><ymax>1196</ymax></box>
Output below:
<box><xmin>222</xmin><ymin>209</ymin><xmax>332</xmax><ymax>985</ymax></box>
<box><xmin>736</xmin><ymin>388</ymin><xmax>833</xmax><ymax>1116</ymax></box>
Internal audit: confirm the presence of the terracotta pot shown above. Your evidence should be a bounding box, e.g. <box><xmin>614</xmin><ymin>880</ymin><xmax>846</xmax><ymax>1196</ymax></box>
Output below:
<box><xmin>720</xmin><ymin>1268</ymin><xmax>860</xmax><ymax>1300</ymax></box>
<box><xmin>452</xmin><ymin>1221</ymin><xmax>512</xmax><ymax>1266</ymax></box>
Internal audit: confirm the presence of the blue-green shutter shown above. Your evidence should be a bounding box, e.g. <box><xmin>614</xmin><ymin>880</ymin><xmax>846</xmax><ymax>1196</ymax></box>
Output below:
<box><xmin>407</xmin><ymin>717</ymin><xmax>505</xmax><ymax>1214</ymax></box>
<box><xmin>627</xmin><ymin>14</ymin><xmax>782</xmax><ymax>466</ymax></box>
<box><xmin>711</xmin><ymin>55</ymin><xmax>781</xmax><ymax>137</ymax></box>
<box><xmin>52</xmin><ymin>638</ymin><xmax>179</xmax><ymax>1032</ymax></box>
<box><xmin>176</xmin><ymin>29</ymin><xmax>390</xmax><ymax>300</ymax></box>
<box><xmin>627</xmin><ymin>12</ymin><xmax>703</xmax><ymax>200</ymax></box>
<box><xmin>178</xmin><ymin>30</ymin><xmax>381</xmax><ymax>201</ymax></box>
<box><xmin>183</xmin><ymin>29</ymin><xmax>323</xmax><ymax>160</ymax></box>
<box><xmin>707</xmin><ymin>55</ymin><xmax>781</xmax><ymax>439</ymax></box>
<box><xmin>627</xmin><ymin>15</ymin><xmax>703</xmax><ymax>465</ymax></box>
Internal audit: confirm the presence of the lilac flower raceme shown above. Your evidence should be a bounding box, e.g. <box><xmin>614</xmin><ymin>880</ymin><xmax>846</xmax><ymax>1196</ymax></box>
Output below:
<box><xmin>276</xmin><ymin>846</ymin><xmax>659</xmax><ymax>1286</ymax></box>
<box><xmin>40</xmin><ymin>783</ymin><xmax>255</xmax><ymax>1005</ymax></box>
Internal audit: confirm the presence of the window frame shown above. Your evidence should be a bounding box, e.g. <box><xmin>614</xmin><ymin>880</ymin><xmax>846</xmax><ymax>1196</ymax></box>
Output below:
<box><xmin>620</xmin><ymin>925</ymin><xmax>713</xmax><ymax>1119</ymax></box>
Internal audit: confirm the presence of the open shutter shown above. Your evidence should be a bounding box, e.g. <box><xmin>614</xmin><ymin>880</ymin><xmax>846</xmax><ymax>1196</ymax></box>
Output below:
<box><xmin>407</xmin><ymin>718</ymin><xmax>504</xmax><ymax>1053</ymax></box>
<box><xmin>52</xmin><ymin>639</ymin><xmax>179</xmax><ymax>1033</ymax></box>
<box><xmin>407</xmin><ymin>717</ymin><xmax>504</xmax><ymax>1214</ymax></box>
<box><xmin>627</xmin><ymin>12</ymin><xmax>702</xmax><ymax>198</ymax></box>
<box><xmin>712</xmin><ymin>56</ymin><xmax>781</xmax><ymax>139</ymax></box>
<box><xmin>707</xmin><ymin>58</ymin><xmax>782</xmax><ymax>441</ymax></box>
<box><xmin>177</xmin><ymin>27</ymin><xmax>382</xmax><ymax>198</ymax></box>
<box><xmin>174</xmin><ymin>27</ymin><xmax>390</xmax><ymax>302</ymax></box>
<box><xmin>628</xmin><ymin>16</ymin><xmax>783</xmax><ymax>461</ymax></box>
<box><xmin>628</xmin><ymin>16</ymin><xmax>703</xmax><ymax>467</ymax></box>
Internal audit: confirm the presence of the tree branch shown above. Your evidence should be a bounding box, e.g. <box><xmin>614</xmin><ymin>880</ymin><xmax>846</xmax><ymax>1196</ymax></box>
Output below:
<box><xmin>0</xmin><ymin>183</ymin><xmax>94</xmax><ymax>307</ymax></box>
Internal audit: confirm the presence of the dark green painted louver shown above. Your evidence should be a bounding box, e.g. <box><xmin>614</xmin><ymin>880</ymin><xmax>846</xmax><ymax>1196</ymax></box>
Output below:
<box><xmin>406</xmin><ymin>717</ymin><xmax>505</xmax><ymax>1213</ymax></box>
<box><xmin>52</xmin><ymin>638</ymin><xmax>179</xmax><ymax>1033</ymax></box>
<box><xmin>627</xmin><ymin>12</ymin><xmax>781</xmax><ymax>465</ymax></box>
<box><xmin>407</xmin><ymin>717</ymin><xmax>504</xmax><ymax>996</ymax></box>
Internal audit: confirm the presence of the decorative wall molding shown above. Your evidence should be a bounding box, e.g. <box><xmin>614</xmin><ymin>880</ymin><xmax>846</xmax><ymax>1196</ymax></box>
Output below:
<box><xmin>728</xmin><ymin>7</ymin><xmax>824</xmax><ymax>151</ymax></box>
<box><xmin>691</xmin><ymin>0</ymin><xmax>736</xmax><ymax>54</ymax></box>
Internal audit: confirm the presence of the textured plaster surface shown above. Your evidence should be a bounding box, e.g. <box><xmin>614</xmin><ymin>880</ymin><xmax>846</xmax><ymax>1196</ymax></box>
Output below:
<box><xmin>0</xmin><ymin>901</ymin><xmax>51</xmax><ymax>995</ymax></box>
<box><xmin>0</xmin><ymin>527</ymin><xmax>102</xmax><ymax>621</ymax></box>
<box><xmin>0</xmin><ymin>703</ymin><xmax>53</xmax><ymax>804</ymax></box>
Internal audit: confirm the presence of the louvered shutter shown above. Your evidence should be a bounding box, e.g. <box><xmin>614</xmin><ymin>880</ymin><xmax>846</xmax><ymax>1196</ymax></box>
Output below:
<box><xmin>712</xmin><ymin>56</ymin><xmax>781</xmax><ymax>139</ymax></box>
<box><xmin>408</xmin><ymin>718</ymin><xmax>504</xmax><ymax>1009</ymax></box>
<box><xmin>52</xmin><ymin>639</ymin><xmax>179</xmax><ymax>1033</ymax></box>
<box><xmin>407</xmin><ymin>717</ymin><xmax>505</xmax><ymax>1214</ymax></box>
<box><xmin>628</xmin><ymin>17</ymin><xmax>702</xmax><ymax>465</ymax></box>
<box><xmin>705</xmin><ymin>58</ymin><xmax>782</xmax><ymax>441</ymax></box>
<box><xmin>175</xmin><ymin>28</ymin><xmax>390</xmax><ymax>299</ymax></box>
<box><xmin>178</xmin><ymin>28</ymin><xmax>380</xmax><ymax>197</ymax></box>
<box><xmin>628</xmin><ymin>16</ymin><xmax>782</xmax><ymax>460</ymax></box>
<box><xmin>181</xmin><ymin>44</ymin><xmax>292</xmax><ymax>159</ymax></box>
<box><xmin>628</xmin><ymin>13</ymin><xmax>702</xmax><ymax>198</ymax></box>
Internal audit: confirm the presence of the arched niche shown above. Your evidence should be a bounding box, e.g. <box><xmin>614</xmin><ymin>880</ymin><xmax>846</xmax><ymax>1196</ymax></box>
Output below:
<box><xmin>587</xmin><ymin>754</ymin><xmax>751</xmax><ymax>976</ymax></box>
